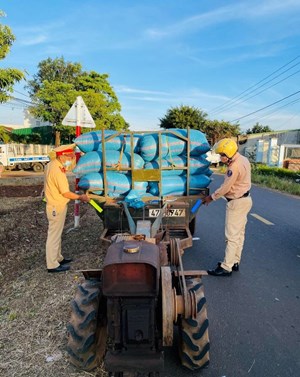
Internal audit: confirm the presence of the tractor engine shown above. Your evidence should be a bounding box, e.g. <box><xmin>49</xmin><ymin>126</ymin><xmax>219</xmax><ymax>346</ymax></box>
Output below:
<box><xmin>102</xmin><ymin>239</ymin><xmax>164</xmax><ymax>374</ymax></box>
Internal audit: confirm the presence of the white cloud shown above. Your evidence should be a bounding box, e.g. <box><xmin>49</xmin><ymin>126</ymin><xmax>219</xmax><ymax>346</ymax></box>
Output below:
<box><xmin>145</xmin><ymin>0</ymin><xmax>300</xmax><ymax>40</ymax></box>
<box><xmin>20</xmin><ymin>34</ymin><xmax>47</xmax><ymax>46</ymax></box>
<box><xmin>115</xmin><ymin>85</ymin><xmax>169</xmax><ymax>96</ymax></box>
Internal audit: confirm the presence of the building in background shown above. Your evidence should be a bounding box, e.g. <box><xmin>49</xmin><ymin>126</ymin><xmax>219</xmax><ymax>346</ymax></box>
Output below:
<box><xmin>0</xmin><ymin>109</ymin><xmax>52</xmax><ymax>144</ymax></box>
<box><xmin>237</xmin><ymin>129</ymin><xmax>300</xmax><ymax>171</ymax></box>
<box><xmin>1</xmin><ymin>109</ymin><xmax>51</xmax><ymax>130</ymax></box>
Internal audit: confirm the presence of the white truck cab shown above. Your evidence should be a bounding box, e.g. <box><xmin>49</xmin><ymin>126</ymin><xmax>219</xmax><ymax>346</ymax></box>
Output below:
<box><xmin>0</xmin><ymin>143</ymin><xmax>51</xmax><ymax>172</ymax></box>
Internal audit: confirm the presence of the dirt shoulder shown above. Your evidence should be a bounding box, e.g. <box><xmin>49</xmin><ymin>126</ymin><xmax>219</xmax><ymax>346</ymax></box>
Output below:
<box><xmin>0</xmin><ymin>174</ymin><xmax>108</xmax><ymax>376</ymax></box>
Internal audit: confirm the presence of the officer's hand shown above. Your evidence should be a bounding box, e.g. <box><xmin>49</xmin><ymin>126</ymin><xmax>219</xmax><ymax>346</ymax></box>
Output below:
<box><xmin>79</xmin><ymin>194</ymin><xmax>90</xmax><ymax>203</ymax></box>
<box><xmin>203</xmin><ymin>195</ymin><xmax>213</xmax><ymax>206</ymax></box>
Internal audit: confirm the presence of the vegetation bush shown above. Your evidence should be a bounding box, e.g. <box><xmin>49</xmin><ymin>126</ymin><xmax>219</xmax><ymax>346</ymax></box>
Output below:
<box><xmin>217</xmin><ymin>163</ymin><xmax>300</xmax><ymax>196</ymax></box>
<box><xmin>251</xmin><ymin>164</ymin><xmax>299</xmax><ymax>181</ymax></box>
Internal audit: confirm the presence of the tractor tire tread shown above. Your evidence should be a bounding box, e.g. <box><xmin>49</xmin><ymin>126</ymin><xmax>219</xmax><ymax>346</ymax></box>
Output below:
<box><xmin>71</xmin><ymin>299</ymin><xmax>85</xmax><ymax>317</ymax></box>
<box><xmin>67</xmin><ymin>280</ymin><xmax>107</xmax><ymax>371</ymax></box>
<box><xmin>79</xmin><ymin>310</ymin><xmax>97</xmax><ymax>329</ymax></box>
<box><xmin>67</xmin><ymin>323</ymin><xmax>83</xmax><ymax>342</ymax></box>
<box><xmin>179</xmin><ymin>277</ymin><xmax>210</xmax><ymax>370</ymax></box>
<box><xmin>193</xmin><ymin>319</ymin><xmax>209</xmax><ymax>340</ymax></box>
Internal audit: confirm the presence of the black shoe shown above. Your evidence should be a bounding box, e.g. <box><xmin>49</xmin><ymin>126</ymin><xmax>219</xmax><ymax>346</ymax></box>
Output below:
<box><xmin>48</xmin><ymin>265</ymin><xmax>70</xmax><ymax>273</ymax></box>
<box><xmin>207</xmin><ymin>266</ymin><xmax>232</xmax><ymax>276</ymax></box>
<box><xmin>218</xmin><ymin>262</ymin><xmax>239</xmax><ymax>272</ymax></box>
<box><xmin>60</xmin><ymin>258</ymin><xmax>73</xmax><ymax>265</ymax></box>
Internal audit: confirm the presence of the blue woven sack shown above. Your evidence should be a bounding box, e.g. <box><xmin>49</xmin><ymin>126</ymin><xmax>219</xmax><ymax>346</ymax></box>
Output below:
<box><xmin>74</xmin><ymin>131</ymin><xmax>141</xmax><ymax>153</ymax></box>
<box><xmin>144</xmin><ymin>156</ymin><xmax>186</xmax><ymax>176</ymax></box>
<box><xmin>168</xmin><ymin>128</ymin><xmax>211</xmax><ymax>155</ymax></box>
<box><xmin>73</xmin><ymin>150</ymin><xmax>144</xmax><ymax>176</ymax></box>
<box><xmin>139</xmin><ymin>134</ymin><xmax>169</xmax><ymax>162</ymax></box>
<box><xmin>148</xmin><ymin>176</ymin><xmax>187</xmax><ymax>196</ymax></box>
<box><xmin>189</xmin><ymin>156</ymin><xmax>211</xmax><ymax>175</ymax></box>
<box><xmin>139</xmin><ymin>132</ymin><xmax>189</xmax><ymax>161</ymax></box>
<box><xmin>124</xmin><ymin>190</ymin><xmax>154</xmax><ymax>209</ymax></box>
<box><xmin>189</xmin><ymin>174</ymin><xmax>212</xmax><ymax>194</ymax></box>
<box><xmin>144</xmin><ymin>154</ymin><xmax>210</xmax><ymax>176</ymax></box>
<box><xmin>78</xmin><ymin>172</ymin><xmax>130</xmax><ymax>196</ymax></box>
<box><xmin>78</xmin><ymin>172</ymin><xmax>104</xmax><ymax>195</ymax></box>
<box><xmin>74</xmin><ymin>130</ymin><xmax>116</xmax><ymax>153</ymax></box>
<box><xmin>78</xmin><ymin>171</ymin><xmax>147</xmax><ymax>197</ymax></box>
<box><xmin>139</xmin><ymin>129</ymin><xmax>210</xmax><ymax>161</ymax></box>
<box><xmin>148</xmin><ymin>173</ymin><xmax>211</xmax><ymax>196</ymax></box>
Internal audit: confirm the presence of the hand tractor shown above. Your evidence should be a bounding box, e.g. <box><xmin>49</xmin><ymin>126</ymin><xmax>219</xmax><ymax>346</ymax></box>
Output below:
<box><xmin>67</xmin><ymin>130</ymin><xmax>210</xmax><ymax>375</ymax></box>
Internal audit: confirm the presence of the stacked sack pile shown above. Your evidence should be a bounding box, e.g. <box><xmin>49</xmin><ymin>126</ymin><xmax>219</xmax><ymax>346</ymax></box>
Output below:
<box><xmin>73</xmin><ymin>129</ymin><xmax>212</xmax><ymax>201</ymax></box>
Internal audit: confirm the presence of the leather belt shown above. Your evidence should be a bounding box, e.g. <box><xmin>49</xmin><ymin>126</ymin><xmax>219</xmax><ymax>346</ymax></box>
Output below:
<box><xmin>226</xmin><ymin>191</ymin><xmax>250</xmax><ymax>202</ymax></box>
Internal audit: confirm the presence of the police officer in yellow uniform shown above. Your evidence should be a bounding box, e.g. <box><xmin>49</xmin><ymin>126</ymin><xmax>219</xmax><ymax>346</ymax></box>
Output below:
<box><xmin>203</xmin><ymin>138</ymin><xmax>252</xmax><ymax>276</ymax></box>
<box><xmin>44</xmin><ymin>144</ymin><xmax>89</xmax><ymax>273</ymax></box>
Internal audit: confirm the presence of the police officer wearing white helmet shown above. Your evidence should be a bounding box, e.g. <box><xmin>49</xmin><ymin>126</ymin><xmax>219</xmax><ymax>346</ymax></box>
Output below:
<box><xmin>203</xmin><ymin>138</ymin><xmax>252</xmax><ymax>276</ymax></box>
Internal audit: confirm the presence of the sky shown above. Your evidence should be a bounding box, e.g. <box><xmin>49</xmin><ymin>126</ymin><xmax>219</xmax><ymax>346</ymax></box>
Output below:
<box><xmin>1</xmin><ymin>0</ymin><xmax>300</xmax><ymax>132</ymax></box>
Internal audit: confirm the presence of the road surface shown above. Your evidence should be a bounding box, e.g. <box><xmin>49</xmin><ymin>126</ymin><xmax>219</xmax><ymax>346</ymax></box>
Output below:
<box><xmin>164</xmin><ymin>174</ymin><xmax>300</xmax><ymax>377</ymax></box>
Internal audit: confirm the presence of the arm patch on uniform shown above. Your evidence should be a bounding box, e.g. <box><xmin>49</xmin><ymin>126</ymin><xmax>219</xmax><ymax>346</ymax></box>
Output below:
<box><xmin>227</xmin><ymin>170</ymin><xmax>233</xmax><ymax>177</ymax></box>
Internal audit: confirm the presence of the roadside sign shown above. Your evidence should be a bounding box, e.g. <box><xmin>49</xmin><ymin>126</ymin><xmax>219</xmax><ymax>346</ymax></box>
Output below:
<box><xmin>62</xmin><ymin>96</ymin><xmax>96</xmax><ymax>128</ymax></box>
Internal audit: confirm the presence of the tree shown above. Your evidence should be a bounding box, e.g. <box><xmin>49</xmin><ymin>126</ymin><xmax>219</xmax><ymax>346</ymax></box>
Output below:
<box><xmin>27</xmin><ymin>57</ymin><xmax>128</xmax><ymax>142</ymax></box>
<box><xmin>0</xmin><ymin>125</ymin><xmax>11</xmax><ymax>143</ymax></box>
<box><xmin>202</xmin><ymin>119</ymin><xmax>240</xmax><ymax>145</ymax></box>
<box><xmin>246</xmin><ymin>122</ymin><xmax>273</xmax><ymax>134</ymax></box>
<box><xmin>159</xmin><ymin>105</ymin><xmax>207</xmax><ymax>130</ymax></box>
<box><xmin>0</xmin><ymin>11</ymin><xmax>25</xmax><ymax>103</ymax></box>
<box><xmin>159</xmin><ymin>105</ymin><xmax>240</xmax><ymax>146</ymax></box>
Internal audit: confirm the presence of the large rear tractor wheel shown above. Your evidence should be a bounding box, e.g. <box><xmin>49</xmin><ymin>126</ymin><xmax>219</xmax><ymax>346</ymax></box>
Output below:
<box><xmin>178</xmin><ymin>277</ymin><xmax>210</xmax><ymax>370</ymax></box>
<box><xmin>67</xmin><ymin>279</ymin><xmax>107</xmax><ymax>371</ymax></box>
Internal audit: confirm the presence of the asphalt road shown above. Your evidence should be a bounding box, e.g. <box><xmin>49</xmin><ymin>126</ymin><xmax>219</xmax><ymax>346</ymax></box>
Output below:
<box><xmin>164</xmin><ymin>174</ymin><xmax>300</xmax><ymax>377</ymax></box>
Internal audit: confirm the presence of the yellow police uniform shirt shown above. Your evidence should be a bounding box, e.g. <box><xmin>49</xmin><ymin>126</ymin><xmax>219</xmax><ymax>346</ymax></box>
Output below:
<box><xmin>44</xmin><ymin>158</ymin><xmax>70</xmax><ymax>208</ymax></box>
<box><xmin>211</xmin><ymin>152</ymin><xmax>251</xmax><ymax>200</ymax></box>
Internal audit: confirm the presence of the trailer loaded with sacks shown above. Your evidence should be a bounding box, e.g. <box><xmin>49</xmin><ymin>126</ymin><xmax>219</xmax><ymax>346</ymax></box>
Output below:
<box><xmin>67</xmin><ymin>128</ymin><xmax>212</xmax><ymax>375</ymax></box>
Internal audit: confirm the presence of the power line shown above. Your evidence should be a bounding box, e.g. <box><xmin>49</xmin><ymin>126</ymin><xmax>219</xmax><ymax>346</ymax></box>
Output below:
<box><xmin>240</xmin><ymin>97</ymin><xmax>300</xmax><ymax>127</ymax></box>
<box><xmin>230</xmin><ymin>90</ymin><xmax>300</xmax><ymax>122</ymax></box>
<box><xmin>11</xmin><ymin>96</ymin><xmax>34</xmax><ymax>105</ymax></box>
<box><xmin>13</xmin><ymin>89</ymin><xmax>31</xmax><ymax>99</ymax></box>
<box><xmin>212</xmin><ymin>65</ymin><xmax>300</xmax><ymax>116</ymax></box>
<box><xmin>0</xmin><ymin>102</ymin><xmax>26</xmax><ymax>110</ymax></box>
<box><xmin>209</xmin><ymin>55</ymin><xmax>300</xmax><ymax>115</ymax></box>
<box><xmin>276</xmin><ymin>111</ymin><xmax>300</xmax><ymax>130</ymax></box>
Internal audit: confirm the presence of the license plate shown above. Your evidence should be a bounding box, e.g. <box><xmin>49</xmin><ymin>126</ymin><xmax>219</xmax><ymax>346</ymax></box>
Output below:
<box><xmin>149</xmin><ymin>208</ymin><xmax>186</xmax><ymax>217</ymax></box>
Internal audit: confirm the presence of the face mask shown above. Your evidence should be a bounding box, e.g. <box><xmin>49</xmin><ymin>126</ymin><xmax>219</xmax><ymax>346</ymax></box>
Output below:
<box><xmin>63</xmin><ymin>160</ymin><xmax>72</xmax><ymax>168</ymax></box>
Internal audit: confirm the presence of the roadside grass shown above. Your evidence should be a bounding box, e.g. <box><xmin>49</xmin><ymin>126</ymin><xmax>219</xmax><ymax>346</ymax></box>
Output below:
<box><xmin>251</xmin><ymin>172</ymin><xmax>300</xmax><ymax>196</ymax></box>
<box><xmin>217</xmin><ymin>165</ymin><xmax>300</xmax><ymax>196</ymax></box>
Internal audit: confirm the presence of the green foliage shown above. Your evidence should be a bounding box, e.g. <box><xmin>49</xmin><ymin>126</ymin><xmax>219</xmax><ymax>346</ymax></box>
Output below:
<box><xmin>217</xmin><ymin>163</ymin><xmax>300</xmax><ymax>196</ymax></box>
<box><xmin>251</xmin><ymin>164</ymin><xmax>299</xmax><ymax>180</ymax></box>
<box><xmin>202</xmin><ymin>119</ymin><xmax>240</xmax><ymax>145</ymax></box>
<box><xmin>0</xmin><ymin>125</ymin><xmax>11</xmax><ymax>142</ymax></box>
<box><xmin>251</xmin><ymin>172</ymin><xmax>300</xmax><ymax>196</ymax></box>
<box><xmin>159</xmin><ymin>105</ymin><xmax>240</xmax><ymax>146</ymax></box>
<box><xmin>27</xmin><ymin>57</ymin><xmax>82</xmax><ymax>96</ymax></box>
<box><xmin>29</xmin><ymin>80</ymin><xmax>77</xmax><ymax>126</ymax></box>
<box><xmin>0</xmin><ymin>11</ymin><xmax>25</xmax><ymax>102</ymax></box>
<box><xmin>160</xmin><ymin>105</ymin><xmax>207</xmax><ymax>130</ymax></box>
<box><xmin>11</xmin><ymin>126</ymin><xmax>52</xmax><ymax>144</ymax></box>
<box><xmin>27</xmin><ymin>57</ymin><xmax>128</xmax><ymax>136</ymax></box>
<box><xmin>246</xmin><ymin>122</ymin><xmax>273</xmax><ymax>134</ymax></box>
